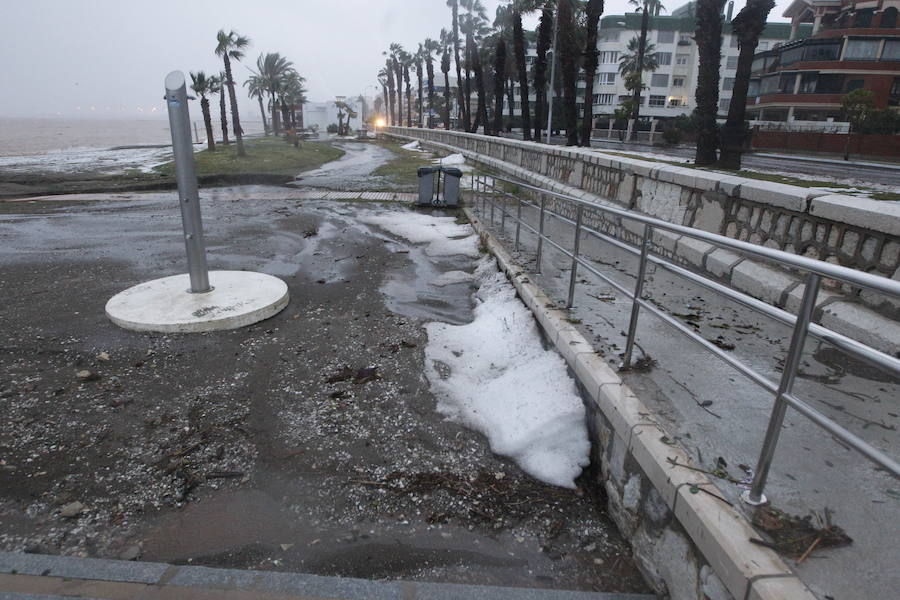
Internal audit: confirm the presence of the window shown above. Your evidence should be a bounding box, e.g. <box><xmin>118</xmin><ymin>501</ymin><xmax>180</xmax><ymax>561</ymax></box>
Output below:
<box><xmin>718</xmin><ymin>97</ymin><xmax>731</xmax><ymax>112</ymax></box>
<box><xmin>778</xmin><ymin>73</ymin><xmax>797</xmax><ymax>93</ymax></box>
<box><xmin>748</xmin><ymin>79</ymin><xmax>760</xmax><ymax>96</ymax></box>
<box><xmin>730</xmin><ymin>36</ymin><xmax>739</xmax><ymax>48</ymax></box>
<box><xmin>845</xmin><ymin>79</ymin><xmax>864</xmax><ymax>92</ymax></box>
<box><xmin>760</xmin><ymin>75</ymin><xmax>779</xmax><ymax>94</ymax></box>
<box><xmin>649</xmin><ymin>95</ymin><xmax>667</xmax><ymax>107</ymax></box>
<box><xmin>780</xmin><ymin>46</ymin><xmax>805</xmax><ymax>65</ymax></box>
<box><xmin>758</xmin><ymin>41</ymin><xmax>769</xmax><ymax>51</ymax></box>
<box><xmin>855</xmin><ymin>9</ymin><xmax>874</xmax><ymax>28</ymax></box>
<box><xmin>599</xmin><ymin>51</ymin><xmax>619</xmax><ymax>64</ymax></box>
<box><xmin>723</xmin><ymin>77</ymin><xmax>735</xmax><ymax>91</ymax></box>
<box><xmin>815</xmin><ymin>73</ymin><xmax>844</xmax><ymax>93</ymax></box>
<box><xmin>668</xmin><ymin>97</ymin><xmax>685</xmax><ymax>107</ymax></box>
<box><xmin>598</xmin><ymin>72</ymin><xmax>616</xmax><ymax>85</ymax></box>
<box><xmin>844</xmin><ymin>39</ymin><xmax>880</xmax><ymax>60</ymax></box>
<box><xmin>726</xmin><ymin>55</ymin><xmax>739</xmax><ymax>69</ymax></box>
<box><xmin>679</xmin><ymin>33</ymin><xmax>692</xmax><ymax>45</ymax></box>
<box><xmin>883</xmin><ymin>40</ymin><xmax>900</xmax><ymax>61</ymax></box>
<box><xmin>657</xmin><ymin>30</ymin><xmax>675</xmax><ymax>44</ymax></box>
<box><xmin>650</xmin><ymin>73</ymin><xmax>669</xmax><ymax>87</ymax></box>
<box><xmin>599</xmin><ymin>30</ymin><xmax>620</xmax><ymax>42</ymax></box>
<box><xmin>882</xmin><ymin>7</ymin><xmax>898</xmax><ymax>28</ymax></box>
<box><xmin>676</xmin><ymin>53</ymin><xmax>689</xmax><ymax>65</ymax></box>
<box><xmin>673</xmin><ymin>76</ymin><xmax>685</xmax><ymax>87</ymax></box>
<box><xmin>596</xmin><ymin>93</ymin><xmax>615</xmax><ymax>105</ymax></box>
<box><xmin>655</xmin><ymin>52</ymin><xmax>672</xmax><ymax>66</ymax></box>
<box><xmin>803</xmin><ymin>42</ymin><xmax>841</xmax><ymax>61</ymax></box>
<box><xmin>799</xmin><ymin>72</ymin><xmax>817</xmax><ymax>93</ymax></box>
<box><xmin>620</xmin><ymin>94</ymin><xmax>644</xmax><ymax>105</ymax></box>
<box><xmin>890</xmin><ymin>77</ymin><xmax>900</xmax><ymax>106</ymax></box>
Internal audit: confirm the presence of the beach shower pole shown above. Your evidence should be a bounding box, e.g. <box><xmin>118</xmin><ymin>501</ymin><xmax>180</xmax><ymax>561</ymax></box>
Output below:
<box><xmin>165</xmin><ymin>70</ymin><xmax>211</xmax><ymax>293</ymax></box>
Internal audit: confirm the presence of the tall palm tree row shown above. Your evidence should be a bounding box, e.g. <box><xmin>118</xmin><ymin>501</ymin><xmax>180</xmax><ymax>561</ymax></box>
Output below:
<box><xmin>215</xmin><ymin>29</ymin><xmax>250</xmax><ymax>157</ymax></box>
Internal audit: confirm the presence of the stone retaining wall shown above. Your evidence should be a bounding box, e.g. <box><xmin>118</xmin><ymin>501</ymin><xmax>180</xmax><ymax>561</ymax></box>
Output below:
<box><xmin>388</xmin><ymin>127</ymin><xmax>899</xmax><ymax>280</ymax></box>
<box><xmin>386</xmin><ymin>127</ymin><xmax>900</xmax><ymax>354</ymax></box>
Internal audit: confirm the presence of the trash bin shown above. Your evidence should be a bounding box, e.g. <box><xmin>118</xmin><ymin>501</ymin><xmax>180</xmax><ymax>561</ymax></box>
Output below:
<box><xmin>441</xmin><ymin>167</ymin><xmax>462</xmax><ymax>207</ymax></box>
<box><xmin>417</xmin><ymin>166</ymin><xmax>439</xmax><ymax>206</ymax></box>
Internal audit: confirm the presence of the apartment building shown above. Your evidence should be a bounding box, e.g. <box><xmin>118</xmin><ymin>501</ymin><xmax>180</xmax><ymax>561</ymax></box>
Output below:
<box><xmin>746</xmin><ymin>0</ymin><xmax>900</xmax><ymax>121</ymax></box>
<box><xmin>588</xmin><ymin>2</ymin><xmax>810</xmax><ymax>119</ymax></box>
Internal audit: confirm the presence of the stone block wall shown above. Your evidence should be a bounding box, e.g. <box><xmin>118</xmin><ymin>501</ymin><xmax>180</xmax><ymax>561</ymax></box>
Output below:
<box><xmin>386</xmin><ymin>127</ymin><xmax>900</xmax><ymax>319</ymax></box>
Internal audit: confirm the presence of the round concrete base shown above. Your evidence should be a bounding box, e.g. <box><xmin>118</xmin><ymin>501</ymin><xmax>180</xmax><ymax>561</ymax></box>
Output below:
<box><xmin>106</xmin><ymin>271</ymin><xmax>289</xmax><ymax>333</ymax></box>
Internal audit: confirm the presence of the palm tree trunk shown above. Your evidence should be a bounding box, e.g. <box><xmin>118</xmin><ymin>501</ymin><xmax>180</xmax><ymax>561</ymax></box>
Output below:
<box><xmin>506</xmin><ymin>77</ymin><xmax>516</xmax><ymax>128</ymax></box>
<box><xmin>464</xmin><ymin>42</ymin><xmax>473</xmax><ymax>129</ymax></box>
<box><xmin>580</xmin><ymin>0</ymin><xmax>604</xmax><ymax>147</ymax></box>
<box><xmin>426</xmin><ymin>59</ymin><xmax>436</xmax><ymax>128</ymax></box>
<box><xmin>451</xmin><ymin>1</ymin><xmax>469</xmax><ymax>130</ymax></box>
<box><xmin>694</xmin><ymin>0</ymin><xmax>726</xmax><ymax>165</ymax></box>
<box><xmin>270</xmin><ymin>92</ymin><xmax>281</xmax><ymax>135</ymax></box>
<box><xmin>416</xmin><ymin>63</ymin><xmax>424</xmax><ymax>128</ymax></box>
<box><xmin>257</xmin><ymin>96</ymin><xmax>269</xmax><ymax>135</ymax></box>
<box><xmin>219</xmin><ymin>89</ymin><xmax>230</xmax><ymax>144</ymax></box>
<box><xmin>493</xmin><ymin>38</ymin><xmax>507</xmax><ymax>136</ymax></box>
<box><xmin>719</xmin><ymin>0</ymin><xmax>775</xmax><ymax>169</ymax></box>
<box><xmin>629</xmin><ymin>6</ymin><xmax>651</xmax><ymax>141</ymax></box>
<box><xmin>558</xmin><ymin>0</ymin><xmax>579</xmax><ymax>146</ymax></box>
<box><xmin>394</xmin><ymin>59</ymin><xmax>404</xmax><ymax>126</ymax></box>
<box><xmin>469</xmin><ymin>34</ymin><xmax>489</xmax><ymax>134</ymax></box>
<box><xmin>405</xmin><ymin>67</ymin><xmax>412</xmax><ymax>127</ymax></box>
<box><xmin>201</xmin><ymin>98</ymin><xmax>216</xmax><ymax>151</ymax></box>
<box><xmin>223</xmin><ymin>54</ymin><xmax>246</xmax><ymax>156</ymax></box>
<box><xmin>534</xmin><ymin>7</ymin><xmax>553</xmax><ymax>141</ymax></box>
<box><xmin>513</xmin><ymin>10</ymin><xmax>532</xmax><ymax>140</ymax></box>
<box><xmin>443</xmin><ymin>64</ymin><xmax>452</xmax><ymax>130</ymax></box>
<box><xmin>298</xmin><ymin>102</ymin><xmax>304</xmax><ymax>129</ymax></box>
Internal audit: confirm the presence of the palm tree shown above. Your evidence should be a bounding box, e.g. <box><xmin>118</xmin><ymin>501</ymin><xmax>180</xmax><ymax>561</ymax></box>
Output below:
<box><xmin>377</xmin><ymin>68</ymin><xmax>390</xmax><ymax>125</ymax></box>
<box><xmin>281</xmin><ymin>71</ymin><xmax>307</xmax><ymax>129</ymax></box>
<box><xmin>447</xmin><ymin>0</ymin><xmax>469</xmax><ymax>129</ymax></box>
<box><xmin>512</xmin><ymin>2</ymin><xmax>537</xmax><ymax>140</ymax></box>
<box><xmin>558</xmin><ymin>0</ymin><xmax>580</xmax><ymax>145</ymax></box>
<box><xmin>694</xmin><ymin>0</ymin><xmax>727</xmax><ymax>165</ymax></box>
<box><xmin>383</xmin><ymin>58</ymin><xmax>397</xmax><ymax>126</ymax></box>
<box><xmin>244</xmin><ymin>74</ymin><xmax>269</xmax><ymax>136</ymax></box>
<box><xmin>415</xmin><ymin>44</ymin><xmax>425</xmax><ymax>127</ymax></box>
<box><xmin>189</xmin><ymin>71</ymin><xmax>217</xmax><ymax>151</ymax></box>
<box><xmin>423</xmin><ymin>38</ymin><xmax>442</xmax><ymax>128</ymax></box>
<box><xmin>387</xmin><ymin>43</ymin><xmax>405</xmax><ymax>126</ymax></box>
<box><xmin>618</xmin><ymin>38</ymin><xmax>658</xmax><ymax>75</ymax></box>
<box><xmin>256</xmin><ymin>52</ymin><xmax>293</xmax><ymax>135</ymax></box>
<box><xmin>215</xmin><ymin>29</ymin><xmax>251</xmax><ymax>156</ymax></box>
<box><xmin>625</xmin><ymin>0</ymin><xmax>665</xmax><ymax>140</ymax></box>
<box><xmin>460</xmin><ymin>0</ymin><xmax>490</xmax><ymax>131</ymax></box>
<box><xmin>580</xmin><ymin>0</ymin><xmax>605</xmax><ymax>147</ymax></box>
<box><xmin>440</xmin><ymin>29</ymin><xmax>453</xmax><ymax>129</ymax></box>
<box><xmin>533</xmin><ymin>6</ymin><xmax>554</xmax><ymax>141</ymax></box>
<box><xmin>215</xmin><ymin>73</ymin><xmax>229</xmax><ymax>145</ymax></box>
<box><xmin>719</xmin><ymin>0</ymin><xmax>776</xmax><ymax>169</ymax></box>
<box><xmin>401</xmin><ymin>50</ymin><xmax>413</xmax><ymax>127</ymax></box>
<box><xmin>493</xmin><ymin>36</ymin><xmax>507</xmax><ymax>135</ymax></box>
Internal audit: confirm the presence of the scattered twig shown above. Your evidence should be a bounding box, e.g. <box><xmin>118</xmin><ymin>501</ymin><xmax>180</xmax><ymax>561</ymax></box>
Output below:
<box><xmin>666</xmin><ymin>456</ymin><xmax>742</xmax><ymax>484</ymax></box>
<box><xmin>797</xmin><ymin>536</ymin><xmax>823</xmax><ymax>564</ymax></box>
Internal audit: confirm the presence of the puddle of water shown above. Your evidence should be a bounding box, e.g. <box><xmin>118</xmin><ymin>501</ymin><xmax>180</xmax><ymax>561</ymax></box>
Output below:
<box><xmin>293</xmin><ymin>142</ymin><xmax>398</xmax><ymax>190</ymax></box>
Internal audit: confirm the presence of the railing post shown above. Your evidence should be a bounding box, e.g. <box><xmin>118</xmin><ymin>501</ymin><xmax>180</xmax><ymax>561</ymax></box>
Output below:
<box><xmin>743</xmin><ymin>272</ymin><xmax>821</xmax><ymax>506</ymax></box>
<box><xmin>621</xmin><ymin>223</ymin><xmax>652</xmax><ymax>369</ymax></box>
<box><xmin>566</xmin><ymin>204</ymin><xmax>584</xmax><ymax>309</ymax></box>
<box><xmin>536</xmin><ymin>194</ymin><xmax>546</xmax><ymax>274</ymax></box>
<box><xmin>490</xmin><ymin>180</ymin><xmax>495</xmax><ymax>227</ymax></box>
<box><xmin>501</xmin><ymin>188</ymin><xmax>507</xmax><ymax>234</ymax></box>
<box><xmin>515</xmin><ymin>195</ymin><xmax>522</xmax><ymax>252</ymax></box>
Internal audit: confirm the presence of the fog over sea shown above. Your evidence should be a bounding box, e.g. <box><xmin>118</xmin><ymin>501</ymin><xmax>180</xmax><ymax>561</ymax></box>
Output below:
<box><xmin>0</xmin><ymin>118</ymin><xmax>266</xmax><ymax>174</ymax></box>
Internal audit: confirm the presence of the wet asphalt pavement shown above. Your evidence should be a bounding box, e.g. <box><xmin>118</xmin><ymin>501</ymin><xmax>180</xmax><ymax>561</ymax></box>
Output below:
<box><xmin>292</xmin><ymin>141</ymin><xmax>409</xmax><ymax>191</ymax></box>
<box><xmin>0</xmin><ymin>188</ymin><xmax>649</xmax><ymax>594</ymax></box>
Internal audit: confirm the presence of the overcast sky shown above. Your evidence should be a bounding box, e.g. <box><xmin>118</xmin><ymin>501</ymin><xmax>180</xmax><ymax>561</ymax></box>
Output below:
<box><xmin>0</xmin><ymin>0</ymin><xmax>791</xmax><ymax>120</ymax></box>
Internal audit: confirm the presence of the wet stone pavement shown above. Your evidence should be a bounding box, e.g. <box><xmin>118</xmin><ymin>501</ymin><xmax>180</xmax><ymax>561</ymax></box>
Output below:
<box><xmin>0</xmin><ymin>188</ymin><xmax>650</xmax><ymax>595</ymax></box>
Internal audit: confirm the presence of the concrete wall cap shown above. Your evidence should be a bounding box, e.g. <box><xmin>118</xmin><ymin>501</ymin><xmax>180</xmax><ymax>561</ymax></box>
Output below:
<box><xmin>810</xmin><ymin>194</ymin><xmax>900</xmax><ymax>237</ymax></box>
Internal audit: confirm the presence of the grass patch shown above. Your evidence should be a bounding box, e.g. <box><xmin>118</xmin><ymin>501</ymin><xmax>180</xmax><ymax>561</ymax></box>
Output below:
<box><xmin>154</xmin><ymin>136</ymin><xmax>344</xmax><ymax>178</ymax></box>
<box><xmin>870</xmin><ymin>191</ymin><xmax>900</xmax><ymax>202</ymax></box>
<box><xmin>372</xmin><ymin>140</ymin><xmax>436</xmax><ymax>187</ymax></box>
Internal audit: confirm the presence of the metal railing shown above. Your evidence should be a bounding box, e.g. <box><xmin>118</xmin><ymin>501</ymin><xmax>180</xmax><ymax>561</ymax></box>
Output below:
<box><xmin>472</xmin><ymin>173</ymin><xmax>900</xmax><ymax>505</ymax></box>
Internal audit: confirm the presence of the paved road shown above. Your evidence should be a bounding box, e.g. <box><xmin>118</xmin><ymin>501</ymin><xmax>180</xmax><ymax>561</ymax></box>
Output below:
<box><xmin>471</xmin><ymin>194</ymin><xmax>899</xmax><ymax>600</ymax></box>
<box><xmin>499</xmin><ymin>133</ymin><xmax>900</xmax><ymax>187</ymax></box>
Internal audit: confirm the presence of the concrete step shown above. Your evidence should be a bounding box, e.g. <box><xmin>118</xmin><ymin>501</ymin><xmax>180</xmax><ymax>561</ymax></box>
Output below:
<box><xmin>0</xmin><ymin>552</ymin><xmax>656</xmax><ymax>600</ymax></box>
